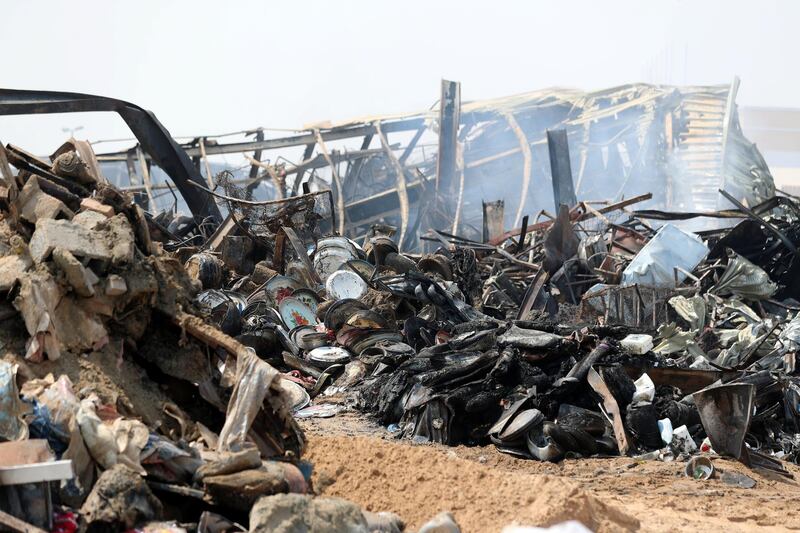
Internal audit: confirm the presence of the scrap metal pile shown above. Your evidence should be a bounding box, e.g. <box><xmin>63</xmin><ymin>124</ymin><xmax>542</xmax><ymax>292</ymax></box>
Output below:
<box><xmin>344</xmin><ymin>196</ymin><xmax>800</xmax><ymax>479</ymax></box>
<box><xmin>179</xmin><ymin>172</ymin><xmax>800</xmax><ymax>483</ymax></box>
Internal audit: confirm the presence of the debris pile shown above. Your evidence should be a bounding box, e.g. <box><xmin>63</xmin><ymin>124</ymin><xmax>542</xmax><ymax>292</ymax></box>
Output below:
<box><xmin>0</xmin><ymin>83</ymin><xmax>799</xmax><ymax>532</ymax></box>
<box><xmin>187</xmin><ymin>183</ymin><xmax>800</xmax><ymax>482</ymax></box>
<box><xmin>0</xmin><ymin>140</ymin><xmax>394</xmax><ymax>532</ymax></box>
<box><xmin>341</xmin><ymin>193</ymin><xmax>800</xmax><ymax>479</ymax></box>
<box><xmin>162</xmin><ymin>158</ymin><xmax>800</xmax><ymax>487</ymax></box>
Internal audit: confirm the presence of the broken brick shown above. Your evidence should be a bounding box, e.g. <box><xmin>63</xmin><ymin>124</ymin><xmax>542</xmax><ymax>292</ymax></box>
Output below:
<box><xmin>80</xmin><ymin>197</ymin><xmax>114</xmax><ymax>218</ymax></box>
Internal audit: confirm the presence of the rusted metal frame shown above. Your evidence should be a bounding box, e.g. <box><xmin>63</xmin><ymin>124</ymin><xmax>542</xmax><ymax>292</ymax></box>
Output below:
<box><xmin>423</xmin><ymin>231</ymin><xmax>537</xmax><ymax>271</ymax></box>
<box><xmin>313</xmin><ymin>129</ymin><xmax>346</xmax><ymax>235</ymax></box>
<box><xmin>374</xmin><ymin>121</ymin><xmax>410</xmax><ymax>250</ymax></box>
<box><xmin>341</xmin><ymin>134</ymin><xmax>374</xmax><ymax>201</ymax></box>
<box><xmin>188</xmin><ymin>180</ymin><xmax>332</xmax><ymax>208</ymax></box>
<box><xmin>286</xmin><ymin>147</ymin><xmax>388</xmax><ymax>179</ymax></box>
<box><xmin>98</xmin><ymin>118</ymin><xmax>427</xmax><ymax>161</ymax></box>
<box><xmin>494</xmin><ymin>247</ymin><xmax>540</xmax><ymax>271</ymax></box>
<box><xmin>243</xmin><ymin>155</ymin><xmax>286</xmax><ymax>199</ymax></box>
<box><xmin>195</xmin><ymin>183</ymin><xmax>337</xmax><ymax>248</ymax></box>
<box><xmin>0</xmin><ymin>88</ymin><xmax>220</xmax><ymax>221</ymax></box>
<box><xmin>292</xmin><ymin>142</ymin><xmax>317</xmax><ymax>196</ymax></box>
<box><xmin>136</xmin><ymin>145</ymin><xmax>156</xmax><ymax>209</ymax></box>
<box><xmin>399</xmin><ymin>126</ymin><xmax>426</xmax><ymax>165</ymax></box>
<box><xmin>502</xmin><ymin>111</ymin><xmax>533</xmax><ymax>228</ymax></box>
<box><xmin>489</xmin><ymin>193</ymin><xmax>652</xmax><ymax>246</ymax></box>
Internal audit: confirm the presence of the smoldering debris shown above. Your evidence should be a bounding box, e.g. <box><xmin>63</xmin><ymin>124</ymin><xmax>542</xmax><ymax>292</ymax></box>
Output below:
<box><xmin>0</xmin><ymin>78</ymin><xmax>796</xmax><ymax>533</ymax></box>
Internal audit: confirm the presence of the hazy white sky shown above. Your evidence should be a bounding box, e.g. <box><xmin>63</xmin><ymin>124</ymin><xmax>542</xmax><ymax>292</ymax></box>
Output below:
<box><xmin>1</xmin><ymin>0</ymin><xmax>798</xmax><ymax>152</ymax></box>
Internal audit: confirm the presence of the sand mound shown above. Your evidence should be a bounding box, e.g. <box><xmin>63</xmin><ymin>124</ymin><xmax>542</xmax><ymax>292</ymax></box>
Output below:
<box><xmin>524</xmin><ymin>475</ymin><xmax>639</xmax><ymax>532</ymax></box>
<box><xmin>307</xmin><ymin>435</ymin><xmax>638</xmax><ymax>532</ymax></box>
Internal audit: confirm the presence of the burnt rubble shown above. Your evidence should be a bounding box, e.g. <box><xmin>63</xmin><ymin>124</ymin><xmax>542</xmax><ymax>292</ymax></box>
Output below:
<box><xmin>0</xmin><ymin>80</ymin><xmax>799</xmax><ymax>533</ymax></box>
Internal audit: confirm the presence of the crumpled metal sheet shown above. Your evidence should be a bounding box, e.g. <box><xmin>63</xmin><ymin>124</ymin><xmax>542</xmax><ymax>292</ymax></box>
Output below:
<box><xmin>710</xmin><ymin>250</ymin><xmax>778</xmax><ymax>300</ymax></box>
<box><xmin>621</xmin><ymin>224</ymin><xmax>708</xmax><ymax>288</ymax></box>
<box><xmin>669</xmin><ymin>295</ymin><xmax>707</xmax><ymax>331</ymax></box>
<box><xmin>714</xmin><ymin>297</ymin><xmax>763</xmax><ymax>325</ymax></box>
<box><xmin>653</xmin><ymin>323</ymin><xmax>706</xmax><ymax>359</ymax></box>
<box><xmin>779</xmin><ymin>313</ymin><xmax>800</xmax><ymax>355</ymax></box>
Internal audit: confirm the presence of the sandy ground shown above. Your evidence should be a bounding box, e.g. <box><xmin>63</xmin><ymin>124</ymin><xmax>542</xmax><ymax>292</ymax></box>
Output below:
<box><xmin>302</xmin><ymin>410</ymin><xmax>800</xmax><ymax>533</ymax></box>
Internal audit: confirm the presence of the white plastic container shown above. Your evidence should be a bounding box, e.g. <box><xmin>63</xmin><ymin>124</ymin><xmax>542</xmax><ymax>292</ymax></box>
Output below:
<box><xmin>620</xmin><ymin>334</ymin><xmax>654</xmax><ymax>355</ymax></box>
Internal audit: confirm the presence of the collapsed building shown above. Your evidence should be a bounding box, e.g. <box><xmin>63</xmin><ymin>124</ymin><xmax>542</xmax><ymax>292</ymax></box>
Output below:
<box><xmin>0</xmin><ymin>81</ymin><xmax>793</xmax><ymax>533</ymax></box>
<box><xmin>93</xmin><ymin>77</ymin><xmax>774</xmax><ymax>246</ymax></box>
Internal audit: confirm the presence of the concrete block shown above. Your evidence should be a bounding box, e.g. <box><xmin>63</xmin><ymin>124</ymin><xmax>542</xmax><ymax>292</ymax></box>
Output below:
<box><xmin>249</xmin><ymin>493</ymin><xmax>369</xmax><ymax>533</ymax></box>
<box><xmin>204</xmin><ymin>463</ymin><xmax>288</xmax><ymax>512</ymax></box>
<box><xmin>52</xmin><ymin>248</ymin><xmax>96</xmax><ymax>297</ymax></box>
<box><xmin>72</xmin><ymin>210</ymin><xmax>106</xmax><ymax>230</ymax></box>
<box><xmin>17</xmin><ymin>178</ymin><xmax>73</xmax><ymax>224</ymax></box>
<box><xmin>103</xmin><ymin>215</ymin><xmax>135</xmax><ymax>265</ymax></box>
<box><xmin>29</xmin><ymin>214</ymin><xmax>135</xmax><ymax>265</ymax></box>
<box><xmin>0</xmin><ymin>254</ymin><xmax>31</xmax><ymax>291</ymax></box>
<box><xmin>29</xmin><ymin>219</ymin><xmax>112</xmax><ymax>264</ymax></box>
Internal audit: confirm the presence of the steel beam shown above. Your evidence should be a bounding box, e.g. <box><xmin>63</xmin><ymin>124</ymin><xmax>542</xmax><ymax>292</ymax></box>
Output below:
<box><xmin>96</xmin><ymin>118</ymin><xmax>427</xmax><ymax>161</ymax></box>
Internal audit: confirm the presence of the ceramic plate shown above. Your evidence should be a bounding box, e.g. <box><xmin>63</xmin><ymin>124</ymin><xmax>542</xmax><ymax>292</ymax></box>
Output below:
<box><xmin>308</xmin><ymin>346</ymin><xmax>352</xmax><ymax>366</ymax></box>
<box><xmin>265</xmin><ymin>275</ymin><xmax>302</xmax><ymax>304</ymax></box>
<box><xmin>277</xmin><ymin>378</ymin><xmax>311</xmax><ymax>412</ymax></box>
<box><xmin>292</xmin><ymin>288</ymin><xmax>320</xmax><ymax>314</ymax></box>
<box><xmin>341</xmin><ymin>259</ymin><xmax>376</xmax><ymax>281</ymax></box>
<box><xmin>326</xmin><ymin>270</ymin><xmax>368</xmax><ymax>300</ymax></box>
<box><xmin>278</xmin><ymin>297</ymin><xmax>317</xmax><ymax>329</ymax></box>
<box><xmin>323</xmin><ymin>299</ymin><xmax>370</xmax><ymax>331</ymax></box>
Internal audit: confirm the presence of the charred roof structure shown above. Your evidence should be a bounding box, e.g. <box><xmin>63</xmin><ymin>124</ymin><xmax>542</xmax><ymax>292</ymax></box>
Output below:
<box><xmin>87</xmin><ymin>78</ymin><xmax>775</xmax><ymax>249</ymax></box>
